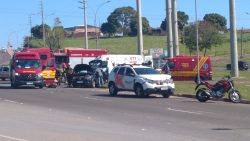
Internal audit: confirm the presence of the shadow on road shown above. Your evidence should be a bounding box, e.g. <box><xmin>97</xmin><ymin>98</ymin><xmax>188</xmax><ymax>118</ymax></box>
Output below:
<box><xmin>93</xmin><ymin>93</ymin><xmax>163</xmax><ymax>99</ymax></box>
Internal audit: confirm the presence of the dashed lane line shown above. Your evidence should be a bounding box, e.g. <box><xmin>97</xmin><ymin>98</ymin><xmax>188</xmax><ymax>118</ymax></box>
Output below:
<box><xmin>0</xmin><ymin>134</ymin><xmax>28</xmax><ymax>141</ymax></box>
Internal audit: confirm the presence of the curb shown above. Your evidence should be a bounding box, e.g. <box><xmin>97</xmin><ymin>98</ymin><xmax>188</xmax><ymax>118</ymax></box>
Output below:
<box><xmin>174</xmin><ymin>94</ymin><xmax>250</xmax><ymax>104</ymax></box>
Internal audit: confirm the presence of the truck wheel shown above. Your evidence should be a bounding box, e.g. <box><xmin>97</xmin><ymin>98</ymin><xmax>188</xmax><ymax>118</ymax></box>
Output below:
<box><xmin>108</xmin><ymin>82</ymin><xmax>118</xmax><ymax>96</ymax></box>
<box><xmin>135</xmin><ymin>84</ymin><xmax>145</xmax><ymax>98</ymax></box>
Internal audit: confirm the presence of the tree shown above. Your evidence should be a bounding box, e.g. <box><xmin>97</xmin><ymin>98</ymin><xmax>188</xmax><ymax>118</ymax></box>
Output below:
<box><xmin>177</xmin><ymin>11</ymin><xmax>189</xmax><ymax>31</ymax></box>
<box><xmin>198</xmin><ymin>21</ymin><xmax>223</xmax><ymax>56</ymax></box>
<box><xmin>183</xmin><ymin>24</ymin><xmax>197</xmax><ymax>55</ymax></box>
<box><xmin>184</xmin><ymin>22</ymin><xmax>223</xmax><ymax>56</ymax></box>
<box><xmin>107</xmin><ymin>6</ymin><xmax>137</xmax><ymax>36</ymax></box>
<box><xmin>129</xmin><ymin>17</ymin><xmax>151</xmax><ymax>36</ymax></box>
<box><xmin>203</xmin><ymin>13</ymin><xmax>227</xmax><ymax>30</ymax></box>
<box><xmin>160</xmin><ymin>11</ymin><xmax>189</xmax><ymax>31</ymax></box>
<box><xmin>31</xmin><ymin>24</ymin><xmax>51</xmax><ymax>39</ymax></box>
<box><xmin>100</xmin><ymin>22</ymin><xmax>116</xmax><ymax>37</ymax></box>
<box><xmin>46</xmin><ymin>18</ymin><xmax>65</xmax><ymax>50</ymax></box>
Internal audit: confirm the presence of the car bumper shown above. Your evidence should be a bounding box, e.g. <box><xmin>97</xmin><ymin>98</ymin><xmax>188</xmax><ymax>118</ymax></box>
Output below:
<box><xmin>143</xmin><ymin>82</ymin><xmax>175</xmax><ymax>94</ymax></box>
<box><xmin>14</xmin><ymin>80</ymin><xmax>44</xmax><ymax>86</ymax></box>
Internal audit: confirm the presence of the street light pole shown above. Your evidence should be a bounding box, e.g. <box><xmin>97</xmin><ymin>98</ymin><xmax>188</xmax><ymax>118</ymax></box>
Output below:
<box><xmin>166</xmin><ymin>0</ymin><xmax>173</xmax><ymax>58</ymax></box>
<box><xmin>94</xmin><ymin>0</ymin><xmax>110</xmax><ymax>49</ymax></box>
<box><xmin>41</xmin><ymin>0</ymin><xmax>46</xmax><ymax>47</ymax></box>
<box><xmin>195</xmin><ymin>0</ymin><xmax>200</xmax><ymax>84</ymax></box>
<box><xmin>229</xmin><ymin>0</ymin><xmax>239</xmax><ymax>77</ymax></box>
<box><xmin>84</xmin><ymin>0</ymin><xmax>88</xmax><ymax>49</ymax></box>
<box><xmin>137</xmin><ymin>0</ymin><xmax>143</xmax><ymax>55</ymax></box>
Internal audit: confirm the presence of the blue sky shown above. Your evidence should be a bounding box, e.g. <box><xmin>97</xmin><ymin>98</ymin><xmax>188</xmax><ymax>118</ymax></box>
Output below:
<box><xmin>0</xmin><ymin>0</ymin><xmax>249</xmax><ymax>49</ymax></box>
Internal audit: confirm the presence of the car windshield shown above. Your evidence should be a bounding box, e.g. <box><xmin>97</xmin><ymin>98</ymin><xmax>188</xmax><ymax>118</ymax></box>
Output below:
<box><xmin>134</xmin><ymin>68</ymin><xmax>160</xmax><ymax>75</ymax></box>
<box><xmin>16</xmin><ymin>59</ymin><xmax>40</xmax><ymax>69</ymax></box>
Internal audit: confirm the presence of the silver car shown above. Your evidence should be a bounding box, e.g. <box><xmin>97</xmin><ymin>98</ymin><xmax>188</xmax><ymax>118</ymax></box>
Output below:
<box><xmin>0</xmin><ymin>65</ymin><xmax>10</xmax><ymax>81</ymax></box>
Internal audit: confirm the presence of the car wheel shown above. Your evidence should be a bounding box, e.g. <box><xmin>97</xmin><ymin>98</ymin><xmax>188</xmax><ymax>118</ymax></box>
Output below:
<box><xmin>38</xmin><ymin>85</ymin><xmax>43</xmax><ymax>89</ymax></box>
<box><xmin>135</xmin><ymin>84</ymin><xmax>145</xmax><ymax>98</ymax></box>
<box><xmin>90</xmin><ymin>80</ymin><xmax>96</xmax><ymax>88</ymax></box>
<box><xmin>162</xmin><ymin>89</ymin><xmax>173</xmax><ymax>98</ymax></box>
<box><xmin>108</xmin><ymin>82</ymin><xmax>118</xmax><ymax>96</ymax></box>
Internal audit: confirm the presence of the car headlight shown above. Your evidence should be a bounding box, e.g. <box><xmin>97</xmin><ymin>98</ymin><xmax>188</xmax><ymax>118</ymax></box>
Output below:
<box><xmin>15</xmin><ymin>73</ymin><xmax>20</xmax><ymax>76</ymax></box>
<box><xmin>163</xmin><ymin>79</ymin><xmax>174</xmax><ymax>84</ymax></box>
<box><xmin>38</xmin><ymin>73</ymin><xmax>43</xmax><ymax>78</ymax></box>
<box><xmin>144</xmin><ymin>78</ymin><xmax>155</xmax><ymax>84</ymax></box>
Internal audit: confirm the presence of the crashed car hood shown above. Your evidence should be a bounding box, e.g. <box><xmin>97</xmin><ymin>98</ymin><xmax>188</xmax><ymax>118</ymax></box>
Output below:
<box><xmin>73</xmin><ymin>64</ymin><xmax>93</xmax><ymax>73</ymax></box>
<box><xmin>140</xmin><ymin>74</ymin><xmax>172</xmax><ymax>80</ymax></box>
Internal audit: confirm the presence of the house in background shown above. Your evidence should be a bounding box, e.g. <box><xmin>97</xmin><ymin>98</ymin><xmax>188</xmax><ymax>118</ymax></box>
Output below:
<box><xmin>65</xmin><ymin>25</ymin><xmax>100</xmax><ymax>38</ymax></box>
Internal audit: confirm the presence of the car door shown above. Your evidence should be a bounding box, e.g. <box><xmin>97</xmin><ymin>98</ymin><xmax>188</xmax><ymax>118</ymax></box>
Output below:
<box><xmin>115</xmin><ymin>67</ymin><xmax>125</xmax><ymax>89</ymax></box>
<box><xmin>123</xmin><ymin>67</ymin><xmax>135</xmax><ymax>90</ymax></box>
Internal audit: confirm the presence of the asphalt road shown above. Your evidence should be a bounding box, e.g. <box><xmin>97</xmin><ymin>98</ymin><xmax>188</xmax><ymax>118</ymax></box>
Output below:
<box><xmin>0</xmin><ymin>81</ymin><xmax>249</xmax><ymax>141</ymax></box>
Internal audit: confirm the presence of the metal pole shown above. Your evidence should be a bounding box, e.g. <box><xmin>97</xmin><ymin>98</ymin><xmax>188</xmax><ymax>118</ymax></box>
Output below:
<box><xmin>137</xmin><ymin>0</ymin><xmax>143</xmax><ymax>55</ymax></box>
<box><xmin>84</xmin><ymin>0</ymin><xmax>88</xmax><ymax>49</ymax></box>
<box><xmin>195</xmin><ymin>0</ymin><xmax>200</xmax><ymax>84</ymax></box>
<box><xmin>41</xmin><ymin>0</ymin><xmax>46</xmax><ymax>47</ymax></box>
<box><xmin>172</xmin><ymin>0</ymin><xmax>179</xmax><ymax>57</ymax></box>
<box><xmin>94</xmin><ymin>0</ymin><xmax>110</xmax><ymax>49</ymax></box>
<box><xmin>166</xmin><ymin>0</ymin><xmax>173</xmax><ymax>58</ymax></box>
<box><xmin>229</xmin><ymin>0</ymin><xmax>239</xmax><ymax>77</ymax></box>
<box><xmin>240</xmin><ymin>27</ymin><xmax>243</xmax><ymax>58</ymax></box>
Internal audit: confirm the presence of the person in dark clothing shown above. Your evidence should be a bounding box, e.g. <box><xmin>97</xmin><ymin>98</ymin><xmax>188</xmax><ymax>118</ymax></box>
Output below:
<box><xmin>162</xmin><ymin>61</ymin><xmax>170</xmax><ymax>74</ymax></box>
<box><xmin>65</xmin><ymin>64</ymin><xmax>73</xmax><ymax>87</ymax></box>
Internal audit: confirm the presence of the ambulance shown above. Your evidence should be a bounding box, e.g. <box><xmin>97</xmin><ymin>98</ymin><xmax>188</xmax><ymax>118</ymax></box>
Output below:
<box><xmin>89</xmin><ymin>54</ymin><xmax>153</xmax><ymax>82</ymax></box>
<box><xmin>162</xmin><ymin>56</ymin><xmax>212</xmax><ymax>81</ymax></box>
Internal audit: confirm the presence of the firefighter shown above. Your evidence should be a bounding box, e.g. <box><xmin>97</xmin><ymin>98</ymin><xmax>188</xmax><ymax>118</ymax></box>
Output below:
<box><xmin>65</xmin><ymin>64</ymin><xmax>73</xmax><ymax>87</ymax></box>
<box><xmin>95</xmin><ymin>68</ymin><xmax>104</xmax><ymax>87</ymax></box>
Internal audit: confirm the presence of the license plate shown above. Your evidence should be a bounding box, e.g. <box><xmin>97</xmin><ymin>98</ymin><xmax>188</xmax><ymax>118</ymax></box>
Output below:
<box><xmin>27</xmin><ymin>82</ymin><xmax>33</xmax><ymax>85</ymax></box>
<box><xmin>77</xmin><ymin>81</ymin><xmax>83</xmax><ymax>83</ymax></box>
<box><xmin>161</xmin><ymin>87</ymin><xmax>168</xmax><ymax>90</ymax></box>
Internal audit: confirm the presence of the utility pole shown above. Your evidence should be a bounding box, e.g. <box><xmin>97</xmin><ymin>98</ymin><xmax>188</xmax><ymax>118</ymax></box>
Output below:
<box><xmin>195</xmin><ymin>0</ymin><xmax>200</xmax><ymax>84</ymax></box>
<box><xmin>229</xmin><ymin>0</ymin><xmax>239</xmax><ymax>77</ymax></box>
<box><xmin>137</xmin><ymin>0</ymin><xmax>143</xmax><ymax>55</ymax></box>
<box><xmin>172</xmin><ymin>0</ymin><xmax>179</xmax><ymax>56</ymax></box>
<box><xmin>79</xmin><ymin>0</ymin><xmax>88</xmax><ymax>49</ymax></box>
<box><xmin>84</xmin><ymin>0</ymin><xmax>88</xmax><ymax>49</ymax></box>
<box><xmin>94</xmin><ymin>0</ymin><xmax>110</xmax><ymax>49</ymax></box>
<box><xmin>166</xmin><ymin>0</ymin><xmax>173</xmax><ymax>58</ymax></box>
<box><xmin>41</xmin><ymin>0</ymin><xmax>46</xmax><ymax>47</ymax></box>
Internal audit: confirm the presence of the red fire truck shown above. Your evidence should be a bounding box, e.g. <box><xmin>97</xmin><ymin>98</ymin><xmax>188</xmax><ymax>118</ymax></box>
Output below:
<box><xmin>54</xmin><ymin>48</ymin><xmax>109</xmax><ymax>69</ymax></box>
<box><xmin>162</xmin><ymin>56</ymin><xmax>212</xmax><ymax>81</ymax></box>
<box><xmin>22</xmin><ymin>48</ymin><xmax>57</xmax><ymax>87</ymax></box>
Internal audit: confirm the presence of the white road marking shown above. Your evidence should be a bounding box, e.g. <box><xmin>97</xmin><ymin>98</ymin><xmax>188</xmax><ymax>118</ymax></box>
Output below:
<box><xmin>0</xmin><ymin>98</ymin><xmax>23</xmax><ymax>105</ymax></box>
<box><xmin>168</xmin><ymin>108</ymin><xmax>202</xmax><ymax>115</ymax></box>
<box><xmin>83</xmin><ymin>97</ymin><xmax>112</xmax><ymax>102</ymax></box>
<box><xmin>0</xmin><ymin>134</ymin><xmax>28</xmax><ymax>141</ymax></box>
<box><xmin>3</xmin><ymin>99</ymin><xmax>18</xmax><ymax>104</ymax></box>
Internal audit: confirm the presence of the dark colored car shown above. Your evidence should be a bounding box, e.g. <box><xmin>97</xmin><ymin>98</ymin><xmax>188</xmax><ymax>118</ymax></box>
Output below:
<box><xmin>72</xmin><ymin>64</ymin><xmax>103</xmax><ymax>88</ymax></box>
<box><xmin>226</xmin><ymin>61</ymin><xmax>248</xmax><ymax>71</ymax></box>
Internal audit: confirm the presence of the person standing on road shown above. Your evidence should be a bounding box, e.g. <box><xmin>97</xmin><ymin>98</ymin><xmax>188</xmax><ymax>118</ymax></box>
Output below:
<box><xmin>65</xmin><ymin>64</ymin><xmax>73</xmax><ymax>87</ymax></box>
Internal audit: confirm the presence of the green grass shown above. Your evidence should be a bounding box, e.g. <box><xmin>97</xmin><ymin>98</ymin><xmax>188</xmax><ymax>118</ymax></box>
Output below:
<box><xmin>31</xmin><ymin>33</ymin><xmax>250</xmax><ymax>100</ymax></box>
